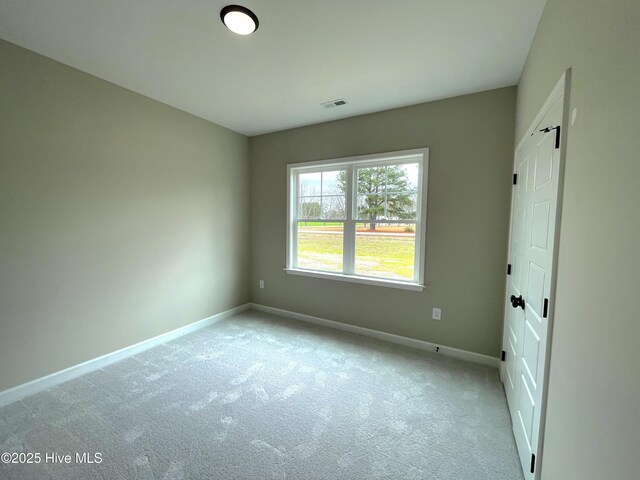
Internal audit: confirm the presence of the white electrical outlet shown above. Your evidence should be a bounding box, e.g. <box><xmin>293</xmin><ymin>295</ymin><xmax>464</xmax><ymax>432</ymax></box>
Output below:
<box><xmin>432</xmin><ymin>308</ymin><xmax>442</xmax><ymax>320</ymax></box>
<box><xmin>259</xmin><ymin>280</ymin><xmax>264</xmax><ymax>289</ymax></box>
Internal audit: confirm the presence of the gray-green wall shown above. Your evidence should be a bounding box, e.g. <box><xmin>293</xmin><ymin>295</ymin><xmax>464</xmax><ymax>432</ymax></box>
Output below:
<box><xmin>516</xmin><ymin>1</ymin><xmax>640</xmax><ymax>478</ymax></box>
<box><xmin>250</xmin><ymin>87</ymin><xmax>516</xmax><ymax>358</ymax></box>
<box><xmin>0</xmin><ymin>40</ymin><xmax>250</xmax><ymax>392</ymax></box>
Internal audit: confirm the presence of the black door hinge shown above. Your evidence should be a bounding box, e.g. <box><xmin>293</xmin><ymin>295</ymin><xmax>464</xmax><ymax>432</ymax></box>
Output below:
<box><xmin>530</xmin><ymin>453</ymin><xmax>536</xmax><ymax>473</ymax></box>
<box><xmin>507</xmin><ymin>264</ymin><xmax>512</xmax><ymax>275</ymax></box>
<box><xmin>501</xmin><ymin>350</ymin><xmax>506</xmax><ymax>362</ymax></box>
<box><xmin>540</xmin><ymin>125</ymin><xmax>561</xmax><ymax>149</ymax></box>
<box><xmin>543</xmin><ymin>298</ymin><xmax>549</xmax><ymax>318</ymax></box>
<box><xmin>513</xmin><ymin>173</ymin><xmax>518</xmax><ymax>185</ymax></box>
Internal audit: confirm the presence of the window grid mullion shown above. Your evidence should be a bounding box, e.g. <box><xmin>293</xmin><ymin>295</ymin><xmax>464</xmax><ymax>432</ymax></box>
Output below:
<box><xmin>319</xmin><ymin>172</ymin><xmax>324</xmax><ymax>220</ymax></box>
<box><xmin>291</xmin><ymin>173</ymin><xmax>299</xmax><ymax>268</ymax></box>
<box><xmin>343</xmin><ymin>166</ymin><xmax>355</xmax><ymax>275</ymax></box>
<box><xmin>384</xmin><ymin>166</ymin><xmax>388</xmax><ymax>219</ymax></box>
<box><xmin>413</xmin><ymin>219</ymin><xmax>421</xmax><ymax>283</ymax></box>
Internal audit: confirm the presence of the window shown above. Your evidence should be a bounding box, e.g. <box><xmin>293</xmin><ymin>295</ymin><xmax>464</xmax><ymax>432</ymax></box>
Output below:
<box><xmin>286</xmin><ymin>148</ymin><xmax>428</xmax><ymax>290</ymax></box>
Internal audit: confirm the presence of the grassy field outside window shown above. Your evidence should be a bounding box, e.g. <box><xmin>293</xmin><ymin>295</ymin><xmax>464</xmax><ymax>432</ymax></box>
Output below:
<box><xmin>297</xmin><ymin>222</ymin><xmax>415</xmax><ymax>280</ymax></box>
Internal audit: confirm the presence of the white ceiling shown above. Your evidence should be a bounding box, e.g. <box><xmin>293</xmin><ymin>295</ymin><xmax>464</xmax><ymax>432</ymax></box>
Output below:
<box><xmin>0</xmin><ymin>0</ymin><xmax>546</xmax><ymax>136</ymax></box>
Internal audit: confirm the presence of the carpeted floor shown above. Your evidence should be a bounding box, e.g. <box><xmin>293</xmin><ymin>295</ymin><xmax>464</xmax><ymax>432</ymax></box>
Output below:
<box><xmin>0</xmin><ymin>310</ymin><xmax>523</xmax><ymax>479</ymax></box>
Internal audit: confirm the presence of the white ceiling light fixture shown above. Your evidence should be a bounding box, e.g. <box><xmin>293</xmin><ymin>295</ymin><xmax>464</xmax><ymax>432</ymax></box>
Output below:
<box><xmin>220</xmin><ymin>5</ymin><xmax>259</xmax><ymax>35</ymax></box>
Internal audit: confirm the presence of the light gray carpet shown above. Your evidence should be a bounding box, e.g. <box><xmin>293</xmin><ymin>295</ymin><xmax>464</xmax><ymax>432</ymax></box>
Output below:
<box><xmin>0</xmin><ymin>310</ymin><xmax>523</xmax><ymax>479</ymax></box>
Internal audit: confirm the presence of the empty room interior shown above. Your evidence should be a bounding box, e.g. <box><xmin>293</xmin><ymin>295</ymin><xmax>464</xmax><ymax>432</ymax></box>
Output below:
<box><xmin>1</xmin><ymin>1</ymin><xmax>638</xmax><ymax>479</ymax></box>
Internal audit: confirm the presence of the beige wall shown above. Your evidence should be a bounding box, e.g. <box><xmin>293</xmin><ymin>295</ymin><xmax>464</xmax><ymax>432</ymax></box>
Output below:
<box><xmin>250</xmin><ymin>87</ymin><xmax>516</xmax><ymax>358</ymax></box>
<box><xmin>0</xmin><ymin>40</ymin><xmax>250</xmax><ymax>391</ymax></box>
<box><xmin>516</xmin><ymin>1</ymin><xmax>640</xmax><ymax>478</ymax></box>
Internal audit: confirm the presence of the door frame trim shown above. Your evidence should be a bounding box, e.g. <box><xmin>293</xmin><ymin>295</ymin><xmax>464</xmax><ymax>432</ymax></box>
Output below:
<box><xmin>501</xmin><ymin>69</ymin><xmax>572</xmax><ymax>479</ymax></box>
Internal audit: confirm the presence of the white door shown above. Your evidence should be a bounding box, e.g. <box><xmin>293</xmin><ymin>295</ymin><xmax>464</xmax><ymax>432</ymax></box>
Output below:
<box><xmin>503</xmin><ymin>83</ymin><xmax>565</xmax><ymax>479</ymax></box>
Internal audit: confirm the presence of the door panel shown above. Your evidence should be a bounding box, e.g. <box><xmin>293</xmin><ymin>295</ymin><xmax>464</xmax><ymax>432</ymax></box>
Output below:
<box><xmin>522</xmin><ymin>321</ymin><xmax>541</xmax><ymax>386</ymax></box>
<box><xmin>531</xmin><ymin>201</ymin><xmax>551</xmax><ymax>249</ymax></box>
<box><xmin>533</xmin><ymin>149</ymin><xmax>553</xmax><ymax>189</ymax></box>
<box><xmin>506</xmin><ymin>336</ymin><xmax>517</xmax><ymax>390</ymax></box>
<box><xmin>517</xmin><ymin>373</ymin><xmax>535</xmax><ymax>448</ymax></box>
<box><xmin>526</xmin><ymin>262</ymin><xmax>546</xmax><ymax>319</ymax></box>
<box><xmin>512</xmin><ymin>251</ymin><xmax>524</xmax><ymax>291</ymax></box>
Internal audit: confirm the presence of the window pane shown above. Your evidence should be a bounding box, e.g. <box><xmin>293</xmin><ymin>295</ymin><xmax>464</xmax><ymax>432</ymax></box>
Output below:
<box><xmin>356</xmin><ymin>194</ymin><xmax>385</xmax><ymax>220</ymax></box>
<box><xmin>385</xmin><ymin>192</ymin><xmax>417</xmax><ymax>220</ymax></box>
<box><xmin>356</xmin><ymin>164</ymin><xmax>418</xmax><ymax>221</ymax></box>
<box><xmin>355</xmin><ymin>222</ymin><xmax>416</xmax><ymax>280</ymax></box>
<box><xmin>395</xmin><ymin>163</ymin><xmax>419</xmax><ymax>191</ymax></box>
<box><xmin>299</xmin><ymin>172</ymin><xmax>321</xmax><ymax>196</ymax></box>
<box><xmin>322</xmin><ymin>170</ymin><xmax>345</xmax><ymax>195</ymax></box>
<box><xmin>299</xmin><ymin>196</ymin><xmax>321</xmax><ymax>219</ymax></box>
<box><xmin>321</xmin><ymin>195</ymin><xmax>346</xmax><ymax>220</ymax></box>
<box><xmin>297</xmin><ymin>222</ymin><xmax>344</xmax><ymax>272</ymax></box>
<box><xmin>384</xmin><ymin>163</ymin><xmax>417</xmax><ymax>193</ymax></box>
<box><xmin>356</xmin><ymin>166</ymin><xmax>386</xmax><ymax>194</ymax></box>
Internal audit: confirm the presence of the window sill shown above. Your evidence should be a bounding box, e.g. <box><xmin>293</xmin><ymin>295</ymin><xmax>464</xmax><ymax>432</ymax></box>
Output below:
<box><xmin>284</xmin><ymin>268</ymin><xmax>425</xmax><ymax>291</ymax></box>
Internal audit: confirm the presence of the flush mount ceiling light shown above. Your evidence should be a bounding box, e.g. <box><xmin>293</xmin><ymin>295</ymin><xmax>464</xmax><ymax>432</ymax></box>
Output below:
<box><xmin>220</xmin><ymin>5</ymin><xmax>259</xmax><ymax>35</ymax></box>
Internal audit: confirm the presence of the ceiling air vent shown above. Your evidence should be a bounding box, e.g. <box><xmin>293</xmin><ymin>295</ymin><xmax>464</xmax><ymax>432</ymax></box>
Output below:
<box><xmin>321</xmin><ymin>98</ymin><xmax>348</xmax><ymax>109</ymax></box>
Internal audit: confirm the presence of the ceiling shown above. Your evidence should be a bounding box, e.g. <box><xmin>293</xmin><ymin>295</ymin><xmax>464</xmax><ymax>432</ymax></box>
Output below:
<box><xmin>0</xmin><ymin>0</ymin><xmax>546</xmax><ymax>136</ymax></box>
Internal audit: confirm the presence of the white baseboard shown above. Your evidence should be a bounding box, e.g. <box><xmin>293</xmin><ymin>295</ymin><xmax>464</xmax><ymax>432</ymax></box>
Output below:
<box><xmin>249</xmin><ymin>303</ymin><xmax>500</xmax><ymax>369</ymax></box>
<box><xmin>0</xmin><ymin>303</ymin><xmax>251</xmax><ymax>407</ymax></box>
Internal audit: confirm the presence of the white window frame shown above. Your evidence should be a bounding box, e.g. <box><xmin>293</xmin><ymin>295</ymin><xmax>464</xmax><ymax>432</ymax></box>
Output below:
<box><xmin>286</xmin><ymin>148</ymin><xmax>429</xmax><ymax>291</ymax></box>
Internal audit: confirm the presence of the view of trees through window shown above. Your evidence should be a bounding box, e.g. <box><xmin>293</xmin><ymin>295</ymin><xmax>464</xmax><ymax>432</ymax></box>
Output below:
<box><xmin>296</xmin><ymin>162</ymin><xmax>419</xmax><ymax>280</ymax></box>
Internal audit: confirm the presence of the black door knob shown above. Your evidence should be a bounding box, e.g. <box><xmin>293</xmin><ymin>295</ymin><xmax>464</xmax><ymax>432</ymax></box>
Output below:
<box><xmin>510</xmin><ymin>295</ymin><xmax>525</xmax><ymax>310</ymax></box>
